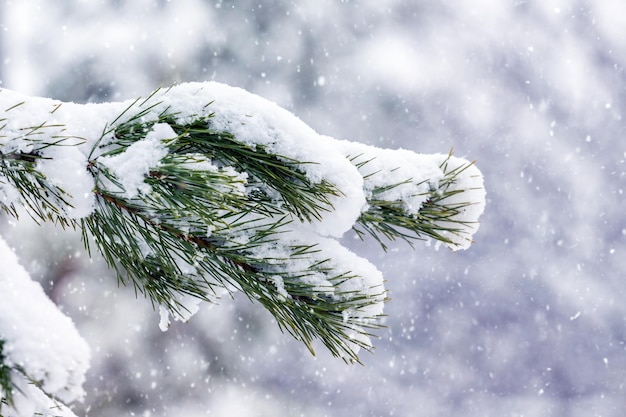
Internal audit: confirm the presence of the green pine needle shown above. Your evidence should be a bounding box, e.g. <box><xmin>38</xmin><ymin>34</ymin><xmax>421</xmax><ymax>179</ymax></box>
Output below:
<box><xmin>353</xmin><ymin>152</ymin><xmax>479</xmax><ymax>251</ymax></box>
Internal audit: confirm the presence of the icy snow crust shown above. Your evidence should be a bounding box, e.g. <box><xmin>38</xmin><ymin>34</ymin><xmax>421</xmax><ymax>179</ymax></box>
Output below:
<box><xmin>0</xmin><ymin>82</ymin><xmax>484</xmax><ymax>406</ymax></box>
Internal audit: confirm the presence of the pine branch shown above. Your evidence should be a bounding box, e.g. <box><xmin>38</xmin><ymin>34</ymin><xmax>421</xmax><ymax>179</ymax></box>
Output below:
<box><xmin>0</xmin><ymin>120</ymin><xmax>76</xmax><ymax>227</ymax></box>
<box><xmin>81</xmin><ymin>105</ymin><xmax>385</xmax><ymax>362</ymax></box>
<box><xmin>0</xmin><ymin>82</ymin><xmax>486</xmax><ymax>412</ymax></box>
<box><xmin>353</xmin><ymin>153</ymin><xmax>480</xmax><ymax>250</ymax></box>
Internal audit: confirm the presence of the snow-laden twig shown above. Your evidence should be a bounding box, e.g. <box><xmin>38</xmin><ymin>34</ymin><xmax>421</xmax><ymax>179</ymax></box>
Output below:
<box><xmin>0</xmin><ymin>82</ymin><xmax>485</xmax><ymax>413</ymax></box>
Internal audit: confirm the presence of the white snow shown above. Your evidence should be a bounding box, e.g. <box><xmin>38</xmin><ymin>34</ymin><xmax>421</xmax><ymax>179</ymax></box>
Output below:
<box><xmin>37</xmin><ymin>145</ymin><xmax>94</xmax><ymax>219</ymax></box>
<box><xmin>9</xmin><ymin>377</ymin><xmax>80</xmax><ymax>417</ymax></box>
<box><xmin>430</xmin><ymin>154</ymin><xmax>486</xmax><ymax>249</ymax></box>
<box><xmin>99</xmin><ymin>122</ymin><xmax>173</xmax><ymax>198</ymax></box>
<box><xmin>158</xmin><ymin>293</ymin><xmax>202</xmax><ymax>331</ymax></box>
<box><xmin>147</xmin><ymin>82</ymin><xmax>368</xmax><ymax>238</ymax></box>
<box><xmin>0</xmin><ymin>236</ymin><xmax>89</xmax><ymax>414</ymax></box>
<box><xmin>335</xmin><ymin>139</ymin><xmax>486</xmax><ymax>250</ymax></box>
<box><xmin>242</xmin><ymin>228</ymin><xmax>387</xmax><ymax>357</ymax></box>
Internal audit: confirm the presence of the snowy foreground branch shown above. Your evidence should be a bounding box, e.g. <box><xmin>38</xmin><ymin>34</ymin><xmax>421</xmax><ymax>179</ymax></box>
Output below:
<box><xmin>0</xmin><ymin>82</ymin><xmax>485</xmax><ymax>416</ymax></box>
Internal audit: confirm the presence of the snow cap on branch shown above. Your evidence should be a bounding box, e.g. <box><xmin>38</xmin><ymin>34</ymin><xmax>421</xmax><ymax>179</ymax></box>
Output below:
<box><xmin>140</xmin><ymin>82</ymin><xmax>367</xmax><ymax>238</ymax></box>
<box><xmin>335</xmin><ymin>139</ymin><xmax>486</xmax><ymax>250</ymax></box>
<box><xmin>0</xmin><ymin>236</ymin><xmax>89</xmax><ymax>415</ymax></box>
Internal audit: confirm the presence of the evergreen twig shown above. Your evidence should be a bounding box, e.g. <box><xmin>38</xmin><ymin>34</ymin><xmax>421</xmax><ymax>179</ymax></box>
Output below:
<box><xmin>82</xmin><ymin>104</ymin><xmax>384</xmax><ymax>362</ymax></box>
<box><xmin>352</xmin><ymin>151</ymin><xmax>481</xmax><ymax>250</ymax></box>
<box><xmin>0</xmin><ymin>90</ymin><xmax>481</xmax><ymax>366</ymax></box>
<box><xmin>0</xmin><ymin>121</ymin><xmax>76</xmax><ymax>227</ymax></box>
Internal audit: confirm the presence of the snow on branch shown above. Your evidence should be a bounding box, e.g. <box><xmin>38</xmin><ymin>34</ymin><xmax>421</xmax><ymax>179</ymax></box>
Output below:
<box><xmin>339</xmin><ymin>141</ymin><xmax>485</xmax><ymax>250</ymax></box>
<box><xmin>0</xmin><ymin>237</ymin><xmax>88</xmax><ymax>417</ymax></box>
<box><xmin>0</xmin><ymin>82</ymin><xmax>485</xmax><ymax>413</ymax></box>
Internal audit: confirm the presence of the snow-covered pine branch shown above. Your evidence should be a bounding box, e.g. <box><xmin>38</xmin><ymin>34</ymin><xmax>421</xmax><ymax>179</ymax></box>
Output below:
<box><xmin>0</xmin><ymin>82</ymin><xmax>485</xmax><ymax>415</ymax></box>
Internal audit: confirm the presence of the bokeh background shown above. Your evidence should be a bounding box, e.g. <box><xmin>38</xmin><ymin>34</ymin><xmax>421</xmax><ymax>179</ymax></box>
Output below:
<box><xmin>1</xmin><ymin>1</ymin><xmax>625</xmax><ymax>416</ymax></box>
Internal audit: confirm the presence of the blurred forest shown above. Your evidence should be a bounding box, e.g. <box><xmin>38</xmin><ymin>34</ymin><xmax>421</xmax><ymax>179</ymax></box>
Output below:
<box><xmin>1</xmin><ymin>1</ymin><xmax>625</xmax><ymax>416</ymax></box>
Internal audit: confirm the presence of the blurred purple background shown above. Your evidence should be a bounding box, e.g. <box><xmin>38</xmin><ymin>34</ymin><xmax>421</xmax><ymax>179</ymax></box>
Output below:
<box><xmin>1</xmin><ymin>1</ymin><xmax>625</xmax><ymax>416</ymax></box>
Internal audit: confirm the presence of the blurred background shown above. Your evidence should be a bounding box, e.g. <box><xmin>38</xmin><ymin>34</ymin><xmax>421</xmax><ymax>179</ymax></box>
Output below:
<box><xmin>1</xmin><ymin>1</ymin><xmax>625</xmax><ymax>416</ymax></box>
